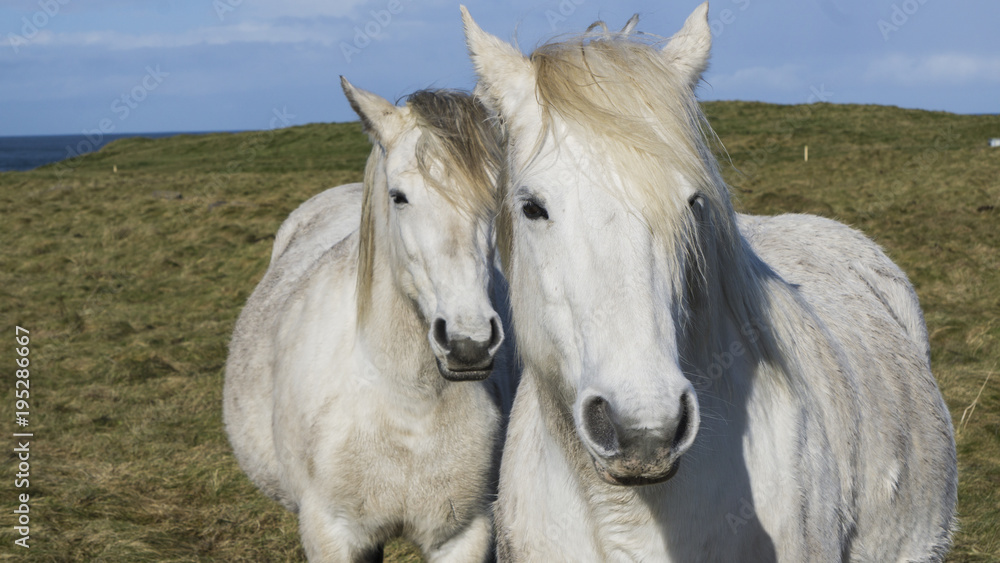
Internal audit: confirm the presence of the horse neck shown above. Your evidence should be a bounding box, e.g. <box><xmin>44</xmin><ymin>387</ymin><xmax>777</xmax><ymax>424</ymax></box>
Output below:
<box><xmin>682</xmin><ymin>217</ymin><xmax>833</xmax><ymax>444</ymax></box>
<box><xmin>681</xmin><ymin>219</ymin><xmax>782</xmax><ymax>396</ymax></box>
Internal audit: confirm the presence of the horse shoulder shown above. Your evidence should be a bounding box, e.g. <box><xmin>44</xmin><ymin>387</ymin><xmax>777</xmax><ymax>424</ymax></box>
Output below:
<box><xmin>272</xmin><ymin>232</ymin><xmax>361</xmax><ymax>413</ymax></box>
<box><xmin>269</xmin><ymin>241</ymin><xmax>369</xmax><ymax>486</ymax></box>
<box><xmin>231</xmin><ymin>228</ymin><xmax>361</xmax><ymax>506</ymax></box>
<box><xmin>230</xmin><ymin>196</ymin><xmax>363</xmax><ymax>404</ymax></box>
<box><xmin>224</xmin><ymin>188</ymin><xmax>362</xmax><ymax>511</ymax></box>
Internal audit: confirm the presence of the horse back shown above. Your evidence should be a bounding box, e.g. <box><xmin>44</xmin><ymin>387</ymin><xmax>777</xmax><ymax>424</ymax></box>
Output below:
<box><xmin>739</xmin><ymin>213</ymin><xmax>929</xmax><ymax>363</ymax></box>
<box><xmin>271</xmin><ymin>183</ymin><xmax>364</xmax><ymax>264</ymax></box>
<box><xmin>739</xmin><ymin>212</ymin><xmax>956</xmax><ymax>560</ymax></box>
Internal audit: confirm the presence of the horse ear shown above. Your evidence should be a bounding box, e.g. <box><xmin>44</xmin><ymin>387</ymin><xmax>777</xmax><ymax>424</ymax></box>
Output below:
<box><xmin>461</xmin><ymin>5</ymin><xmax>535</xmax><ymax>121</ymax></box>
<box><xmin>340</xmin><ymin>76</ymin><xmax>407</xmax><ymax>144</ymax></box>
<box><xmin>661</xmin><ymin>2</ymin><xmax>711</xmax><ymax>89</ymax></box>
<box><xmin>621</xmin><ymin>14</ymin><xmax>640</xmax><ymax>34</ymax></box>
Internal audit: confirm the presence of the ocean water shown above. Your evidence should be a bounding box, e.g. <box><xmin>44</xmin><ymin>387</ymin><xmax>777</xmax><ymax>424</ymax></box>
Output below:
<box><xmin>0</xmin><ymin>132</ymin><xmax>203</xmax><ymax>172</ymax></box>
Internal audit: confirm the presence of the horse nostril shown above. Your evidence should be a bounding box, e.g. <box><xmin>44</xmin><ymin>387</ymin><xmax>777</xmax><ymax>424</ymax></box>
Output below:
<box><xmin>487</xmin><ymin>316</ymin><xmax>503</xmax><ymax>351</ymax></box>
<box><xmin>672</xmin><ymin>391</ymin><xmax>694</xmax><ymax>450</ymax></box>
<box><xmin>433</xmin><ymin>318</ymin><xmax>449</xmax><ymax>351</ymax></box>
<box><xmin>583</xmin><ymin>395</ymin><xmax>620</xmax><ymax>455</ymax></box>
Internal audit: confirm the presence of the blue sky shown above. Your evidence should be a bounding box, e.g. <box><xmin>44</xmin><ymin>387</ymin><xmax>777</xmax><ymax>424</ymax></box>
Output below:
<box><xmin>1</xmin><ymin>0</ymin><xmax>997</xmax><ymax>136</ymax></box>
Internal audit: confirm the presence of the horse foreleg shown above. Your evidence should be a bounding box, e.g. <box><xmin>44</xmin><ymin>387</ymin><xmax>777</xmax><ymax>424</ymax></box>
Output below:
<box><xmin>298</xmin><ymin>499</ymin><xmax>381</xmax><ymax>562</ymax></box>
<box><xmin>423</xmin><ymin>513</ymin><xmax>494</xmax><ymax>563</ymax></box>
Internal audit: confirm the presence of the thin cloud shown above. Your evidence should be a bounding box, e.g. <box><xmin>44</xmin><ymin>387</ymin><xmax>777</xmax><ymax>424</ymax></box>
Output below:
<box><xmin>866</xmin><ymin>53</ymin><xmax>1000</xmax><ymax>84</ymax></box>
<box><xmin>705</xmin><ymin>64</ymin><xmax>805</xmax><ymax>93</ymax></box>
<box><xmin>16</xmin><ymin>22</ymin><xmax>345</xmax><ymax>50</ymax></box>
<box><xmin>8</xmin><ymin>0</ymin><xmax>431</xmax><ymax>51</ymax></box>
<box><xmin>244</xmin><ymin>0</ymin><xmax>369</xmax><ymax>19</ymax></box>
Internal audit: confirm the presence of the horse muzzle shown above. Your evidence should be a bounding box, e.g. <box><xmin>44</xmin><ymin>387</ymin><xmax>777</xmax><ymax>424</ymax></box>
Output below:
<box><xmin>592</xmin><ymin>457</ymin><xmax>681</xmax><ymax>487</ymax></box>
<box><xmin>430</xmin><ymin>316</ymin><xmax>503</xmax><ymax>381</ymax></box>
<box><xmin>435</xmin><ymin>356</ymin><xmax>494</xmax><ymax>381</ymax></box>
<box><xmin>578</xmin><ymin>389</ymin><xmax>699</xmax><ymax>486</ymax></box>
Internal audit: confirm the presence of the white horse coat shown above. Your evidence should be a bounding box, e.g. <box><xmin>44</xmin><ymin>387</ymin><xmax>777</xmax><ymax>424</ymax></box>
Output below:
<box><xmin>463</xmin><ymin>4</ymin><xmax>956</xmax><ymax>562</ymax></box>
<box><xmin>224</xmin><ymin>81</ymin><xmax>516</xmax><ymax>562</ymax></box>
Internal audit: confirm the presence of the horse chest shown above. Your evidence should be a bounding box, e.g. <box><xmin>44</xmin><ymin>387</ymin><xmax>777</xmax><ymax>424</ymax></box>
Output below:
<box><xmin>305</xmin><ymin>386</ymin><xmax>492</xmax><ymax>520</ymax></box>
<box><xmin>589</xmin><ymin>500</ymin><xmax>672</xmax><ymax>562</ymax></box>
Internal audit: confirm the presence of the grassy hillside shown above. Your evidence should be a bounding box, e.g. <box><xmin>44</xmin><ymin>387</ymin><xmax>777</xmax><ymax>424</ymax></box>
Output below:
<box><xmin>0</xmin><ymin>103</ymin><xmax>997</xmax><ymax>561</ymax></box>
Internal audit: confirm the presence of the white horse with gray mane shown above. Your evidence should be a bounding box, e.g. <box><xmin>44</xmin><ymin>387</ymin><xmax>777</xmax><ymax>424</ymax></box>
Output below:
<box><xmin>464</xmin><ymin>4</ymin><xmax>956</xmax><ymax>561</ymax></box>
<box><xmin>223</xmin><ymin>78</ymin><xmax>515</xmax><ymax>562</ymax></box>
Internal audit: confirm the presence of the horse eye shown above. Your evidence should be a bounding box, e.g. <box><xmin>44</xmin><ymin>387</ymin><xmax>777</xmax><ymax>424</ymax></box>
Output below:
<box><xmin>390</xmin><ymin>190</ymin><xmax>408</xmax><ymax>205</ymax></box>
<box><xmin>522</xmin><ymin>200</ymin><xmax>549</xmax><ymax>220</ymax></box>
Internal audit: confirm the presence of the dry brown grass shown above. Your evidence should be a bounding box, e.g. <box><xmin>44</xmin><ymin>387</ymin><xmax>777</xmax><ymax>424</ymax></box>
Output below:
<box><xmin>0</xmin><ymin>104</ymin><xmax>997</xmax><ymax>560</ymax></box>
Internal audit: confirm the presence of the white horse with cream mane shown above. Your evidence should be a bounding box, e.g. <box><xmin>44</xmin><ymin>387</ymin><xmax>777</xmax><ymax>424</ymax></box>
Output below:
<box><xmin>223</xmin><ymin>79</ymin><xmax>515</xmax><ymax>562</ymax></box>
<box><xmin>463</xmin><ymin>4</ymin><xmax>956</xmax><ymax>561</ymax></box>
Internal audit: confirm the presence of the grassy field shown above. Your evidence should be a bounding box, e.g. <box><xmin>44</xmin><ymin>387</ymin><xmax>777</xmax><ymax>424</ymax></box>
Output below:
<box><xmin>0</xmin><ymin>102</ymin><xmax>997</xmax><ymax>561</ymax></box>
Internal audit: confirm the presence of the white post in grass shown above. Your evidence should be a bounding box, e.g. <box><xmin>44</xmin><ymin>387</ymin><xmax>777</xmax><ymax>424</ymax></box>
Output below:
<box><xmin>804</xmin><ymin>145</ymin><xmax>809</xmax><ymax>162</ymax></box>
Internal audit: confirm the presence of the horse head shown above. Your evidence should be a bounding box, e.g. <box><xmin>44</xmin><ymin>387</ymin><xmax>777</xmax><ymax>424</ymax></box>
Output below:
<box><xmin>343</xmin><ymin>78</ymin><xmax>505</xmax><ymax>381</ymax></box>
<box><xmin>463</xmin><ymin>4</ymin><xmax>725</xmax><ymax>484</ymax></box>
